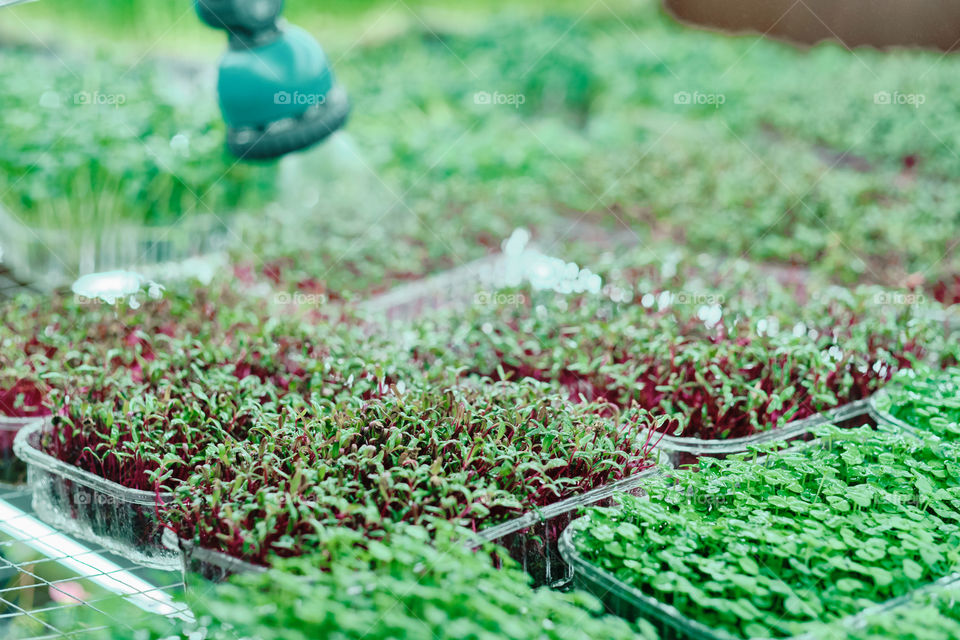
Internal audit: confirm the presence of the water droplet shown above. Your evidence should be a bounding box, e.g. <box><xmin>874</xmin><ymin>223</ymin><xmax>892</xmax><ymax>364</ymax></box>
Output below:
<box><xmin>170</xmin><ymin>133</ymin><xmax>190</xmax><ymax>156</ymax></box>
<box><xmin>39</xmin><ymin>91</ymin><xmax>62</xmax><ymax>109</ymax></box>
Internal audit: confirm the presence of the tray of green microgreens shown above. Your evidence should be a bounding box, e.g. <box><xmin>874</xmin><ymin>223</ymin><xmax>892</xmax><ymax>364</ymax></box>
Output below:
<box><xmin>560</xmin><ymin>423</ymin><xmax>960</xmax><ymax>639</ymax></box>
<box><xmin>870</xmin><ymin>367</ymin><xmax>960</xmax><ymax>442</ymax></box>
<box><xmin>68</xmin><ymin>521</ymin><xmax>659</xmax><ymax>640</ymax></box>
<box><xmin>406</xmin><ymin>274</ymin><xmax>942</xmax><ymax>459</ymax></box>
<box><xmin>157</xmin><ymin>381</ymin><xmax>666</xmax><ymax>586</ymax></box>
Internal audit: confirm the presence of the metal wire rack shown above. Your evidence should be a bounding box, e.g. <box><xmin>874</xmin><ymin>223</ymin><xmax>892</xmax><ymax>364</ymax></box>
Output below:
<box><xmin>0</xmin><ymin>484</ymin><xmax>186</xmax><ymax>639</ymax></box>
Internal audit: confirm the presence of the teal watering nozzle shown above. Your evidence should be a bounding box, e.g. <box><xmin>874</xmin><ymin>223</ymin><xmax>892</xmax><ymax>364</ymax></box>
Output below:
<box><xmin>196</xmin><ymin>0</ymin><xmax>350</xmax><ymax>160</ymax></box>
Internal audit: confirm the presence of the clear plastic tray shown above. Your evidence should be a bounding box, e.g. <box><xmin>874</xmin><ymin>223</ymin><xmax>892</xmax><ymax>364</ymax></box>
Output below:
<box><xmin>163</xmin><ymin>464</ymin><xmax>669</xmax><ymax>587</ymax></box>
<box><xmin>559</xmin><ymin>422</ymin><xmax>944</xmax><ymax>639</ymax></box>
<box><xmin>560</xmin><ymin>517</ymin><xmax>739</xmax><ymax>640</ymax></box>
<box><xmin>359</xmin><ymin>229</ymin><xmax>600</xmax><ymax>324</ymax></box>
<box><xmin>162</xmin><ymin>406</ymin><xmax>871</xmax><ymax>586</ymax></box>
<box><xmin>866</xmin><ymin>387</ymin><xmax>924</xmax><ymax>438</ymax></box>
<box><xmin>0</xmin><ymin>203</ymin><xmax>233</xmax><ymax>291</ymax></box>
<box><xmin>560</xmin><ymin>519</ymin><xmax>960</xmax><ymax>640</ymax></box>
<box><xmin>0</xmin><ymin>414</ymin><xmax>46</xmax><ymax>487</ymax></box>
<box><xmin>12</xmin><ymin>420</ymin><xmax>178</xmax><ymax>569</ymax></box>
<box><xmin>476</xmin><ymin>465</ymin><xmax>668</xmax><ymax>588</ymax></box>
<box><xmin>359</xmin><ymin>253</ymin><xmax>518</xmax><ymax>323</ymax></box>
<box><xmin>161</xmin><ymin>528</ymin><xmax>267</xmax><ymax>583</ymax></box>
<box><xmin>650</xmin><ymin>399</ymin><xmax>873</xmax><ymax>467</ymax></box>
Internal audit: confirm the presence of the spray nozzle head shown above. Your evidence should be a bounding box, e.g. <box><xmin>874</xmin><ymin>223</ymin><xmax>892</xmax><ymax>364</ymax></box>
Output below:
<box><xmin>195</xmin><ymin>0</ymin><xmax>284</xmax><ymax>39</ymax></box>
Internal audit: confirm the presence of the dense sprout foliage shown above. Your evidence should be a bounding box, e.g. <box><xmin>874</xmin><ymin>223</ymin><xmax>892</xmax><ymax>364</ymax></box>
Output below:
<box><xmin>409</xmin><ymin>279</ymin><xmax>938</xmax><ymax>440</ymax></box>
<box><xmin>0</xmin><ymin>282</ymin><xmax>264</xmax><ymax>396</ymax></box>
<box><xmin>874</xmin><ymin>367</ymin><xmax>960</xmax><ymax>441</ymax></box>
<box><xmin>0</xmin><ymin>278</ymin><xmax>417</xmax><ymax>398</ymax></box>
<box><xmin>165</xmin><ymin>382</ymin><xmax>660</xmax><ymax>563</ymax></box>
<box><xmin>572</xmin><ymin>425</ymin><xmax>960</xmax><ymax>638</ymax></box>
<box><xmin>0</xmin><ymin>50</ymin><xmax>277</xmax><ymax>230</ymax></box>
<box><xmin>3</xmin><ymin>3</ymin><xmax>960</xmax><ymax>638</ymax></box>
<box><xmin>201</xmin><ymin>6</ymin><xmax>960</xmax><ymax>300</ymax></box>
<box><xmin>66</xmin><ymin>522</ymin><xmax>659</xmax><ymax>640</ymax></box>
<box><xmin>1</xmin><ymin>279</ymin><xmax>429</xmax><ymax>488</ymax></box>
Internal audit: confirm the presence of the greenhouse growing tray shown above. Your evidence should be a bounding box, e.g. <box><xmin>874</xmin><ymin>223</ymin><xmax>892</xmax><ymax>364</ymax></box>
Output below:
<box><xmin>559</xmin><ymin>518</ymin><xmax>960</xmax><ymax>640</ymax></box>
<box><xmin>0</xmin><ymin>202</ymin><xmax>234</xmax><ymax>291</ymax></box>
<box><xmin>360</xmin><ymin>252</ymin><xmax>513</xmax><ymax>323</ymax></box>
<box><xmin>163</xmin><ymin>465</ymin><xmax>670</xmax><ymax>587</ymax></box>
<box><xmin>161</xmin><ymin>528</ymin><xmax>267</xmax><ymax>583</ymax></box>
<box><xmin>0</xmin><ymin>414</ymin><xmax>47</xmax><ymax>487</ymax></box>
<box><xmin>13</xmin><ymin>420</ymin><xmax>178</xmax><ymax>570</ymax></box>
<box><xmin>475</xmin><ymin>464</ymin><xmax>669</xmax><ymax>588</ymax></box>
<box><xmin>649</xmin><ymin>399</ymin><xmax>872</xmax><ymax>467</ymax></box>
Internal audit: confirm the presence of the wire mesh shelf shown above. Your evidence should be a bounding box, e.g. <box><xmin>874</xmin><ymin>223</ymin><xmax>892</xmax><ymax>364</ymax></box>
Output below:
<box><xmin>0</xmin><ymin>484</ymin><xmax>185</xmax><ymax>639</ymax></box>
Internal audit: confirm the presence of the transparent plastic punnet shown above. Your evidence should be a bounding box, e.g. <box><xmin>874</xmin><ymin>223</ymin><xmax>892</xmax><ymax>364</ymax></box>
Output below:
<box><xmin>867</xmin><ymin>385</ymin><xmax>935</xmax><ymax>439</ymax></box>
<box><xmin>13</xmin><ymin>420</ymin><xmax>177</xmax><ymax>569</ymax></box>
<box><xmin>360</xmin><ymin>253</ymin><xmax>514</xmax><ymax>323</ymax></box>
<box><xmin>475</xmin><ymin>465</ymin><xmax>668</xmax><ymax>588</ymax></box>
<box><xmin>650</xmin><ymin>399</ymin><xmax>873</xmax><ymax>467</ymax></box>
<box><xmin>0</xmin><ymin>203</ymin><xmax>235</xmax><ymax>291</ymax></box>
<box><xmin>561</xmin><ymin>520</ymin><xmax>960</xmax><ymax>640</ymax></box>
<box><xmin>0</xmin><ymin>414</ymin><xmax>47</xmax><ymax>487</ymax></box>
<box><xmin>161</xmin><ymin>528</ymin><xmax>267</xmax><ymax>583</ymax></box>
<box><xmin>360</xmin><ymin>228</ymin><xmax>602</xmax><ymax>324</ymax></box>
<box><xmin>163</xmin><ymin>465</ymin><xmax>669</xmax><ymax>587</ymax></box>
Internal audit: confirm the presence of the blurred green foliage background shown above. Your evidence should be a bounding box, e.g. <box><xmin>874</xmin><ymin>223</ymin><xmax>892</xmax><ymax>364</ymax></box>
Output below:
<box><xmin>1</xmin><ymin>0</ymin><xmax>957</xmax><ymax>298</ymax></box>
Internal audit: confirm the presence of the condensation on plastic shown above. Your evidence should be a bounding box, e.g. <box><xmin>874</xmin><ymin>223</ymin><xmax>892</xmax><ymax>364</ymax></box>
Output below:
<box><xmin>650</xmin><ymin>399</ymin><xmax>873</xmax><ymax>467</ymax></box>
<box><xmin>165</xmin><ymin>463</ymin><xmax>670</xmax><ymax>587</ymax></box>
<box><xmin>560</xmin><ymin>520</ymin><xmax>960</xmax><ymax>640</ymax></box>
<box><xmin>0</xmin><ymin>414</ymin><xmax>46</xmax><ymax>487</ymax></box>
<box><xmin>13</xmin><ymin>421</ymin><xmax>178</xmax><ymax>570</ymax></box>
